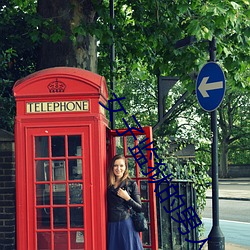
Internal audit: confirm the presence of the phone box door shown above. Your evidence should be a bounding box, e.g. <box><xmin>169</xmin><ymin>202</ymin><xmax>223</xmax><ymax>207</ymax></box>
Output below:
<box><xmin>26</xmin><ymin>126</ymin><xmax>91</xmax><ymax>250</ymax></box>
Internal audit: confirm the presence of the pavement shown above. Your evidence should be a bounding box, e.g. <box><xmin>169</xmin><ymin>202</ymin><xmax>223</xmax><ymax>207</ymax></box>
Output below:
<box><xmin>225</xmin><ymin>244</ymin><xmax>250</xmax><ymax>250</ymax></box>
<box><xmin>204</xmin><ymin>178</ymin><xmax>250</xmax><ymax>249</ymax></box>
<box><xmin>206</xmin><ymin>178</ymin><xmax>250</xmax><ymax>201</ymax></box>
<box><xmin>203</xmin><ymin>242</ymin><xmax>250</xmax><ymax>250</ymax></box>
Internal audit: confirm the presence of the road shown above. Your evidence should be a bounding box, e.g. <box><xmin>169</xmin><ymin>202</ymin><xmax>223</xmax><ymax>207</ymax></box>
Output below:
<box><xmin>201</xmin><ymin>180</ymin><xmax>250</xmax><ymax>249</ymax></box>
<box><xmin>202</xmin><ymin>199</ymin><xmax>250</xmax><ymax>223</ymax></box>
<box><xmin>202</xmin><ymin>217</ymin><xmax>250</xmax><ymax>248</ymax></box>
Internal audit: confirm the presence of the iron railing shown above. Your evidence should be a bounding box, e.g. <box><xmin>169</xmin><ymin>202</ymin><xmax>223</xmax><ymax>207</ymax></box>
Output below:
<box><xmin>156</xmin><ymin>180</ymin><xmax>198</xmax><ymax>250</ymax></box>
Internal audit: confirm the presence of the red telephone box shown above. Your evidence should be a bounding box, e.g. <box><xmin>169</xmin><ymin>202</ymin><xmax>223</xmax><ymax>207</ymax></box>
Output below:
<box><xmin>13</xmin><ymin>67</ymin><xmax>109</xmax><ymax>250</ymax></box>
<box><xmin>13</xmin><ymin>67</ymin><xmax>158</xmax><ymax>250</ymax></box>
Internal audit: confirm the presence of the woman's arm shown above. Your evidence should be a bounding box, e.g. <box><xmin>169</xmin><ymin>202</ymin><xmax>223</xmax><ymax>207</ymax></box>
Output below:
<box><xmin>117</xmin><ymin>181</ymin><xmax>142</xmax><ymax>212</ymax></box>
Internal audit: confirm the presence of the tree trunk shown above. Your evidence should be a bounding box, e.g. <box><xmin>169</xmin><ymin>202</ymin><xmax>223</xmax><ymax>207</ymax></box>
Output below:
<box><xmin>37</xmin><ymin>0</ymin><xmax>100</xmax><ymax>72</ymax></box>
<box><xmin>219</xmin><ymin>140</ymin><xmax>229</xmax><ymax>178</ymax></box>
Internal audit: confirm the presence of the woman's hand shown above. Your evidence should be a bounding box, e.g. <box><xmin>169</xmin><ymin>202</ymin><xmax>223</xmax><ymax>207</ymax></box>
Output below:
<box><xmin>117</xmin><ymin>188</ymin><xmax>131</xmax><ymax>201</ymax></box>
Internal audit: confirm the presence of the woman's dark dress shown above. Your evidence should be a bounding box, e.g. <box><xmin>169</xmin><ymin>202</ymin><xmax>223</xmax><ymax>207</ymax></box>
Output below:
<box><xmin>107</xmin><ymin>180</ymin><xmax>144</xmax><ymax>250</ymax></box>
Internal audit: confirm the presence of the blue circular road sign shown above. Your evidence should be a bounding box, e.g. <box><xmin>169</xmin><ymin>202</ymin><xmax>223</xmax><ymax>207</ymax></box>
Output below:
<box><xmin>196</xmin><ymin>62</ymin><xmax>226</xmax><ymax>112</ymax></box>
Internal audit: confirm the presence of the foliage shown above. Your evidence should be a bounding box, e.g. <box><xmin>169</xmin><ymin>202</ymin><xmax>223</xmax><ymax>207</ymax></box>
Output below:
<box><xmin>0</xmin><ymin>0</ymin><xmax>37</xmax><ymax>131</ymax></box>
<box><xmin>98</xmin><ymin>0</ymin><xmax>249</xmax><ymax>90</ymax></box>
<box><xmin>0</xmin><ymin>1</ymin><xmax>38</xmax><ymax>77</ymax></box>
<box><xmin>218</xmin><ymin>88</ymin><xmax>250</xmax><ymax>170</ymax></box>
<box><xmin>96</xmin><ymin>0</ymin><xmax>249</xmax><ymax>178</ymax></box>
<box><xmin>1</xmin><ymin>0</ymin><xmax>249</xmax><ymax>129</ymax></box>
<box><xmin>0</xmin><ymin>0</ymin><xmax>249</xmax><ymax>208</ymax></box>
<box><xmin>0</xmin><ymin>77</ymin><xmax>15</xmax><ymax>132</ymax></box>
<box><xmin>0</xmin><ymin>48</ymin><xmax>17</xmax><ymax>131</ymax></box>
<box><xmin>154</xmin><ymin>136</ymin><xmax>211</xmax><ymax>210</ymax></box>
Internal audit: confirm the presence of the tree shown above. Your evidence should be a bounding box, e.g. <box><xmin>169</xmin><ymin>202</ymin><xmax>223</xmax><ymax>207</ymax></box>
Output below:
<box><xmin>101</xmin><ymin>0</ymin><xmax>249</xmax><ymax>89</ymax></box>
<box><xmin>108</xmin><ymin>1</ymin><xmax>250</xmax><ymax>177</ymax></box>
<box><xmin>218</xmin><ymin>89</ymin><xmax>250</xmax><ymax>177</ymax></box>
<box><xmin>0</xmin><ymin>0</ymin><xmax>37</xmax><ymax>131</ymax></box>
<box><xmin>37</xmin><ymin>0</ymin><xmax>101</xmax><ymax>71</ymax></box>
<box><xmin>98</xmin><ymin>0</ymin><xmax>250</xmax><ymax>178</ymax></box>
<box><xmin>1</xmin><ymin>0</ymin><xmax>249</xmax><ymax>174</ymax></box>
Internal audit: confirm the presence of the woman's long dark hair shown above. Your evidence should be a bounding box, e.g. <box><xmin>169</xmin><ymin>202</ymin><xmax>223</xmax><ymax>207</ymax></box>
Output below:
<box><xmin>107</xmin><ymin>155</ymin><xmax>130</xmax><ymax>187</ymax></box>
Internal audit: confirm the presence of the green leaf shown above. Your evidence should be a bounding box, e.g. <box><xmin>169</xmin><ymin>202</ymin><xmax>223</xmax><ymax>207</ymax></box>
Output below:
<box><xmin>230</xmin><ymin>1</ymin><xmax>241</xmax><ymax>10</ymax></box>
<box><xmin>187</xmin><ymin>19</ymin><xmax>201</xmax><ymax>37</ymax></box>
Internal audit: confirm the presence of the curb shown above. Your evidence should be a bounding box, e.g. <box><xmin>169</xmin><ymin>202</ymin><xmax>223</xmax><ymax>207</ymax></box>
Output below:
<box><xmin>218</xmin><ymin>179</ymin><xmax>250</xmax><ymax>182</ymax></box>
<box><xmin>206</xmin><ymin>196</ymin><xmax>250</xmax><ymax>201</ymax></box>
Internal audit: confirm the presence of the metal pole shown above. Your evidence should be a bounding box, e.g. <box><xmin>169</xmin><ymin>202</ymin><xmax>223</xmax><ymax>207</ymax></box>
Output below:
<box><xmin>208</xmin><ymin>37</ymin><xmax>225</xmax><ymax>250</ymax></box>
<box><xmin>157</xmin><ymin>76</ymin><xmax>161</xmax><ymax>123</ymax></box>
<box><xmin>110</xmin><ymin>0</ymin><xmax>115</xmax><ymax>129</ymax></box>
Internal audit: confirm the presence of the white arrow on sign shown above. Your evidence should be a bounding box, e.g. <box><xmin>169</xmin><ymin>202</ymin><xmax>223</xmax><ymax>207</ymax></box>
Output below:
<box><xmin>198</xmin><ymin>76</ymin><xmax>223</xmax><ymax>98</ymax></box>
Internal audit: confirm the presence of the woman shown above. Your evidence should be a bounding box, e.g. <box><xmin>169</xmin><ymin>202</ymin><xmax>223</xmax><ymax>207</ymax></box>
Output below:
<box><xmin>107</xmin><ymin>154</ymin><xmax>144</xmax><ymax>250</ymax></box>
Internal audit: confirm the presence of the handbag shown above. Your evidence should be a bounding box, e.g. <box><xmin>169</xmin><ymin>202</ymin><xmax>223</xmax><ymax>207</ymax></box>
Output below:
<box><xmin>131</xmin><ymin>210</ymin><xmax>148</xmax><ymax>232</ymax></box>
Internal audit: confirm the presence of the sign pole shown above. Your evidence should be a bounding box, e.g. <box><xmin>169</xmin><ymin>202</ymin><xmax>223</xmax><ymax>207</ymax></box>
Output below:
<box><xmin>110</xmin><ymin>0</ymin><xmax>115</xmax><ymax>129</ymax></box>
<box><xmin>208</xmin><ymin>37</ymin><xmax>225</xmax><ymax>250</ymax></box>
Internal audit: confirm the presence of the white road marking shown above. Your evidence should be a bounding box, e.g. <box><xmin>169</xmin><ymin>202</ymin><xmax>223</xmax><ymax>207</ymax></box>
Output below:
<box><xmin>203</xmin><ymin>218</ymin><xmax>250</xmax><ymax>225</ymax></box>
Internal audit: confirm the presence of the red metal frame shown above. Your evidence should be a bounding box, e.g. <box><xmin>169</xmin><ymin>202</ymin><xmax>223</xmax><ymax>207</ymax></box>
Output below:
<box><xmin>108</xmin><ymin>126</ymin><xmax>158</xmax><ymax>250</ymax></box>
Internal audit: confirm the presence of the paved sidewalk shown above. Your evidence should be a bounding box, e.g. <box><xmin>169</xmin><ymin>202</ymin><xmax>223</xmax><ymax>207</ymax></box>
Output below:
<box><xmin>226</xmin><ymin>243</ymin><xmax>250</xmax><ymax>250</ymax></box>
<box><xmin>206</xmin><ymin>188</ymin><xmax>250</xmax><ymax>200</ymax></box>
<box><xmin>203</xmin><ymin>243</ymin><xmax>250</xmax><ymax>249</ymax></box>
<box><xmin>206</xmin><ymin>178</ymin><xmax>250</xmax><ymax>201</ymax></box>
